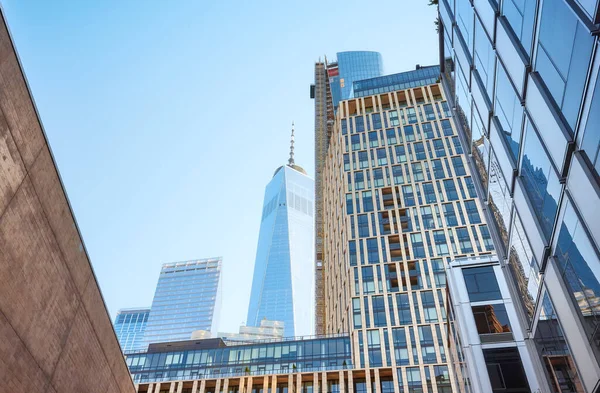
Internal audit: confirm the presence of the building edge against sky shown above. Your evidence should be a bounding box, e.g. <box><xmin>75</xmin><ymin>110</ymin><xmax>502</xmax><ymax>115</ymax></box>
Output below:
<box><xmin>438</xmin><ymin>0</ymin><xmax>600</xmax><ymax>391</ymax></box>
<box><xmin>246</xmin><ymin>127</ymin><xmax>315</xmax><ymax>338</ymax></box>
<box><xmin>115</xmin><ymin>307</ymin><xmax>151</xmax><ymax>352</ymax></box>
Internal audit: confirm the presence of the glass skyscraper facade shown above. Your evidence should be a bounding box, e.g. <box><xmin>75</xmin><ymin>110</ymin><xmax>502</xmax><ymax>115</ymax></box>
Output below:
<box><xmin>247</xmin><ymin>158</ymin><xmax>315</xmax><ymax>338</ymax></box>
<box><xmin>329</xmin><ymin>51</ymin><xmax>384</xmax><ymax>109</ymax></box>
<box><xmin>143</xmin><ymin>258</ymin><xmax>223</xmax><ymax>347</ymax></box>
<box><xmin>114</xmin><ymin>308</ymin><xmax>150</xmax><ymax>352</ymax></box>
<box><xmin>439</xmin><ymin>0</ymin><xmax>600</xmax><ymax>391</ymax></box>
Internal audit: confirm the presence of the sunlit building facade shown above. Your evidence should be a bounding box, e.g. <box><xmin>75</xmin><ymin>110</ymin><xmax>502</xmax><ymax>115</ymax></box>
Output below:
<box><xmin>114</xmin><ymin>308</ymin><xmax>151</xmax><ymax>352</ymax></box>
<box><xmin>143</xmin><ymin>258</ymin><xmax>223</xmax><ymax>348</ymax></box>
<box><xmin>246</xmin><ymin>131</ymin><xmax>315</xmax><ymax>338</ymax></box>
<box><xmin>439</xmin><ymin>0</ymin><xmax>600</xmax><ymax>391</ymax></box>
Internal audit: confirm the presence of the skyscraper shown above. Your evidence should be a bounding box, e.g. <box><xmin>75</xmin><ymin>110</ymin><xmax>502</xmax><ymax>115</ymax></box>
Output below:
<box><xmin>143</xmin><ymin>258</ymin><xmax>223</xmax><ymax>346</ymax></box>
<box><xmin>114</xmin><ymin>308</ymin><xmax>150</xmax><ymax>352</ymax></box>
<box><xmin>246</xmin><ymin>126</ymin><xmax>315</xmax><ymax>337</ymax></box>
<box><xmin>439</xmin><ymin>0</ymin><xmax>600</xmax><ymax>390</ymax></box>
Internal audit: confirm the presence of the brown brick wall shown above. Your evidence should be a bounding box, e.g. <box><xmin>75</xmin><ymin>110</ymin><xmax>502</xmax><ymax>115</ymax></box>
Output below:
<box><xmin>0</xmin><ymin>9</ymin><xmax>135</xmax><ymax>393</ymax></box>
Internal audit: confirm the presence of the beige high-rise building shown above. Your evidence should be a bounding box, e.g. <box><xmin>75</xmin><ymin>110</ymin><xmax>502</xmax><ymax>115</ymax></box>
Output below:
<box><xmin>126</xmin><ymin>63</ymin><xmax>496</xmax><ymax>393</ymax></box>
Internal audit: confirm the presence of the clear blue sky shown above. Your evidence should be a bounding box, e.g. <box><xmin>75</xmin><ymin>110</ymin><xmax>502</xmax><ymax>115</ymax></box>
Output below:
<box><xmin>2</xmin><ymin>1</ymin><xmax>438</xmax><ymax>333</ymax></box>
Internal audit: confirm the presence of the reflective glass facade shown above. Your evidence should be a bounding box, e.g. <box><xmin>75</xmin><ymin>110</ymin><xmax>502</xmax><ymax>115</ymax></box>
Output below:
<box><xmin>247</xmin><ymin>165</ymin><xmax>314</xmax><ymax>337</ymax></box>
<box><xmin>126</xmin><ymin>335</ymin><xmax>351</xmax><ymax>383</ymax></box>
<box><xmin>143</xmin><ymin>258</ymin><xmax>223</xmax><ymax>347</ymax></box>
<box><xmin>353</xmin><ymin>66</ymin><xmax>441</xmax><ymax>98</ymax></box>
<box><xmin>440</xmin><ymin>0</ymin><xmax>600</xmax><ymax>390</ymax></box>
<box><xmin>114</xmin><ymin>308</ymin><xmax>150</xmax><ymax>352</ymax></box>
<box><xmin>329</xmin><ymin>51</ymin><xmax>383</xmax><ymax>108</ymax></box>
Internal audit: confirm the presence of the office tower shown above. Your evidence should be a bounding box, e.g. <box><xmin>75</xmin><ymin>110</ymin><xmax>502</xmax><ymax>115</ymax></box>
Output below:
<box><xmin>312</xmin><ymin>51</ymin><xmax>382</xmax><ymax>335</ymax></box>
<box><xmin>0</xmin><ymin>9</ymin><xmax>134</xmax><ymax>392</ymax></box>
<box><xmin>114</xmin><ymin>308</ymin><xmax>151</xmax><ymax>352</ymax></box>
<box><xmin>439</xmin><ymin>0</ymin><xmax>600</xmax><ymax>391</ymax></box>
<box><xmin>143</xmin><ymin>258</ymin><xmax>223</xmax><ymax>346</ymax></box>
<box><xmin>217</xmin><ymin>319</ymin><xmax>285</xmax><ymax>344</ymax></box>
<box><xmin>125</xmin><ymin>66</ymin><xmax>480</xmax><ymax>393</ymax></box>
<box><xmin>246</xmin><ymin>127</ymin><xmax>315</xmax><ymax>337</ymax></box>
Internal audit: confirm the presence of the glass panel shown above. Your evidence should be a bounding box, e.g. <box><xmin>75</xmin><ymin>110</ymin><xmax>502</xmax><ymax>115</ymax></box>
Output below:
<box><xmin>472</xmin><ymin>303</ymin><xmax>512</xmax><ymax>334</ymax></box>
<box><xmin>520</xmin><ymin>122</ymin><xmax>561</xmax><ymax>240</ymax></box>
<box><xmin>483</xmin><ymin>348</ymin><xmax>531</xmax><ymax>393</ymax></box>
<box><xmin>502</xmin><ymin>0</ymin><xmax>537</xmax><ymax>56</ymax></box>
<box><xmin>463</xmin><ymin>266</ymin><xmax>502</xmax><ymax>301</ymax></box>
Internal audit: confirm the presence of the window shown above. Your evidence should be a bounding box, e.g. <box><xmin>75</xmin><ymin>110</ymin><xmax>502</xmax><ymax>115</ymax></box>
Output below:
<box><xmin>372</xmin><ymin>113</ymin><xmax>382</xmax><ymax>130</ymax></box>
<box><xmin>464</xmin><ymin>177</ymin><xmax>477</xmax><ymax>198</ymax></box>
<box><xmin>392</xmin><ymin>165</ymin><xmax>404</xmax><ymax>185</ymax></box>
<box><xmin>432</xmin><ymin>259</ymin><xmax>446</xmax><ymax>287</ymax></box>
<box><xmin>452</xmin><ymin>156</ymin><xmax>466</xmax><ymax>176</ymax></box>
<box><xmin>346</xmin><ymin>194</ymin><xmax>353</xmax><ymax>214</ymax></box>
<box><xmin>441</xmin><ymin>119</ymin><xmax>453</xmax><ymax>136</ymax></box>
<box><xmin>349</xmin><ymin>241</ymin><xmax>358</xmax><ymax>266</ymax></box>
<box><xmin>483</xmin><ymin>348</ymin><xmax>531</xmax><ymax>393</ymax></box>
<box><xmin>362</xmin><ymin>191</ymin><xmax>373</xmax><ymax>212</ymax></box>
<box><xmin>432</xmin><ymin>159</ymin><xmax>445</xmax><ymax>179</ymax></box>
<box><xmin>443</xmin><ymin>179</ymin><xmax>459</xmax><ymax>201</ymax></box>
<box><xmin>413</xmin><ymin>142</ymin><xmax>426</xmax><ymax>160</ymax></box>
<box><xmin>358</xmin><ymin>151</ymin><xmax>369</xmax><ymax>169</ymax></box>
<box><xmin>362</xmin><ymin>266</ymin><xmax>375</xmax><ymax>294</ymax></box>
<box><xmin>403</xmin><ymin>185</ymin><xmax>415</xmax><ymax>206</ymax></box>
<box><xmin>421</xmin><ymin>122</ymin><xmax>435</xmax><ymax>139</ymax></box>
<box><xmin>354</xmin><ymin>171</ymin><xmax>365</xmax><ymax>190</ymax></box>
<box><xmin>433</xmin><ymin>139</ymin><xmax>446</xmax><ymax>157</ymax></box>
<box><xmin>503</xmin><ymin>0</ymin><xmax>536</xmax><ymax>56</ymax></box>
<box><xmin>376</xmin><ymin>148</ymin><xmax>387</xmax><ymax>166</ymax></box>
<box><xmin>434</xmin><ymin>366</ymin><xmax>452</xmax><ymax>393</ymax></box>
<box><xmin>372</xmin><ymin>296</ymin><xmax>387</xmax><ymax>327</ymax></box>
<box><xmin>536</xmin><ymin>0</ymin><xmax>594</xmax><ymax>131</ymax></box>
<box><xmin>421</xmin><ymin>206</ymin><xmax>435</xmax><ymax>229</ymax></box>
<box><xmin>418</xmin><ymin>325</ymin><xmax>437</xmax><ymax>362</ymax></box>
<box><xmin>423</xmin><ymin>183</ymin><xmax>436</xmax><ymax>204</ymax></box>
<box><xmin>343</xmin><ymin>154</ymin><xmax>350</xmax><ymax>171</ymax></box>
<box><xmin>406</xmin><ymin>367</ymin><xmax>422</xmax><ymax>393</ymax></box>
<box><xmin>386</xmin><ymin>128</ymin><xmax>397</xmax><ymax>145</ymax></box>
<box><xmin>452</xmin><ymin>136</ymin><xmax>463</xmax><ymax>154</ymax></box>
<box><xmin>472</xmin><ymin>304</ymin><xmax>512</xmax><ymax>335</ymax></box>
<box><xmin>389</xmin><ymin>110</ymin><xmax>400</xmax><ymax>126</ymax></box>
<box><xmin>373</xmin><ymin>168</ymin><xmax>385</xmax><ymax>187</ymax></box>
<box><xmin>555</xmin><ymin>198</ymin><xmax>600</xmax><ymax>352</ymax></box>
<box><xmin>358</xmin><ymin>214</ymin><xmax>369</xmax><ymax>237</ymax></box>
<box><xmin>341</xmin><ymin>119</ymin><xmax>347</xmax><ymax>135</ymax></box>
<box><xmin>367</xmin><ymin>330</ymin><xmax>382</xmax><ymax>367</ymax></box>
<box><xmin>352</xmin><ymin>298</ymin><xmax>362</xmax><ymax>328</ymax></box>
<box><xmin>421</xmin><ymin>292</ymin><xmax>438</xmax><ymax>323</ymax></box>
<box><xmin>474</xmin><ymin>17</ymin><xmax>495</xmax><ymax>98</ymax></box>
<box><xmin>411</xmin><ymin>233</ymin><xmax>426</xmax><ymax>258</ymax></box>
<box><xmin>356</xmin><ymin>116</ymin><xmax>365</xmax><ymax>132</ymax></box>
<box><xmin>433</xmin><ymin>230</ymin><xmax>449</xmax><ymax>255</ymax></box>
<box><xmin>395</xmin><ymin>145</ymin><xmax>407</xmax><ymax>162</ymax></box>
<box><xmin>495</xmin><ymin>64</ymin><xmax>524</xmax><ymax>162</ymax></box>
<box><xmin>412</xmin><ymin>162</ymin><xmax>424</xmax><ymax>181</ymax></box>
<box><xmin>464</xmin><ymin>200</ymin><xmax>481</xmax><ymax>224</ymax></box>
<box><xmin>456</xmin><ymin>228</ymin><xmax>474</xmax><ymax>253</ymax></box>
<box><xmin>369</xmin><ymin>131</ymin><xmax>379</xmax><ymax>147</ymax></box>
<box><xmin>404</xmin><ymin>125</ymin><xmax>416</xmax><ymax>142</ymax></box>
<box><xmin>392</xmin><ymin>328</ymin><xmax>409</xmax><ymax>365</ymax></box>
<box><xmin>351</xmin><ymin>135</ymin><xmax>361</xmax><ymax>151</ymax></box>
<box><xmin>463</xmin><ymin>266</ymin><xmax>501</xmax><ymax>301</ymax></box>
<box><xmin>443</xmin><ymin>203</ymin><xmax>458</xmax><ymax>226</ymax></box>
<box><xmin>397</xmin><ymin>294</ymin><xmax>412</xmax><ymax>325</ymax></box>
<box><xmin>520</xmin><ymin>122</ymin><xmax>561</xmax><ymax>240</ymax></box>
<box><xmin>367</xmin><ymin>238</ymin><xmax>379</xmax><ymax>264</ymax></box>
<box><xmin>480</xmin><ymin>225</ymin><xmax>494</xmax><ymax>251</ymax></box>
<box><xmin>406</xmin><ymin>108</ymin><xmax>417</xmax><ymax>124</ymax></box>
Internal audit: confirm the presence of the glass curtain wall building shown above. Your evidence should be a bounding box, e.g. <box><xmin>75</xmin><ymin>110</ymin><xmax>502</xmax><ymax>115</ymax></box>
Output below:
<box><xmin>246</xmin><ymin>132</ymin><xmax>315</xmax><ymax>338</ymax></box>
<box><xmin>329</xmin><ymin>51</ymin><xmax>384</xmax><ymax>109</ymax></box>
<box><xmin>143</xmin><ymin>258</ymin><xmax>223</xmax><ymax>348</ymax></box>
<box><xmin>114</xmin><ymin>308</ymin><xmax>151</xmax><ymax>352</ymax></box>
<box><xmin>439</xmin><ymin>0</ymin><xmax>600</xmax><ymax>391</ymax></box>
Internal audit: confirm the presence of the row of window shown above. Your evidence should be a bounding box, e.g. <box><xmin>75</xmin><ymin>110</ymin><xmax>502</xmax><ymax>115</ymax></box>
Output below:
<box><xmin>345</xmin><ymin>130</ymin><xmax>460</xmax><ymax>158</ymax></box>
<box><xmin>341</xmin><ymin>104</ymin><xmax>452</xmax><ymax>135</ymax></box>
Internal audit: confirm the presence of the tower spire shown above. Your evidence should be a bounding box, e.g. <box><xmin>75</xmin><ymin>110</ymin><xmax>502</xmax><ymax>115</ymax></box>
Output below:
<box><xmin>288</xmin><ymin>122</ymin><xmax>295</xmax><ymax>166</ymax></box>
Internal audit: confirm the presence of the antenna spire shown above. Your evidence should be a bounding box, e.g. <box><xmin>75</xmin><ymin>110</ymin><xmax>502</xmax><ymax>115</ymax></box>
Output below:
<box><xmin>288</xmin><ymin>122</ymin><xmax>295</xmax><ymax>166</ymax></box>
